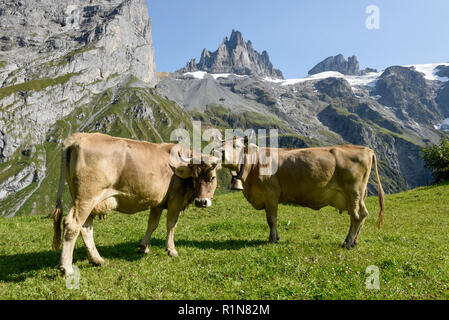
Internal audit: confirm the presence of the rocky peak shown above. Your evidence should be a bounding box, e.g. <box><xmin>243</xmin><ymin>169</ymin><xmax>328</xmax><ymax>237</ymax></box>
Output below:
<box><xmin>315</xmin><ymin>77</ymin><xmax>355</xmax><ymax>99</ymax></box>
<box><xmin>228</xmin><ymin>30</ymin><xmax>245</xmax><ymax>48</ymax></box>
<box><xmin>374</xmin><ymin>66</ymin><xmax>442</xmax><ymax>124</ymax></box>
<box><xmin>178</xmin><ymin>30</ymin><xmax>284</xmax><ymax>79</ymax></box>
<box><xmin>435</xmin><ymin>65</ymin><xmax>449</xmax><ymax>79</ymax></box>
<box><xmin>308</xmin><ymin>54</ymin><xmax>376</xmax><ymax>76</ymax></box>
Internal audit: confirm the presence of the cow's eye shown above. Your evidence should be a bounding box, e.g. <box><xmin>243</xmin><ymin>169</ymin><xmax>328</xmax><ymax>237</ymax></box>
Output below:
<box><xmin>209</xmin><ymin>176</ymin><xmax>216</xmax><ymax>183</ymax></box>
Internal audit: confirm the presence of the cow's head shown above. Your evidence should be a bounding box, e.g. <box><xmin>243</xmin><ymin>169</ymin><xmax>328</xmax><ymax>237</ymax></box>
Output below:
<box><xmin>221</xmin><ymin>136</ymin><xmax>246</xmax><ymax>172</ymax></box>
<box><xmin>175</xmin><ymin>158</ymin><xmax>221</xmax><ymax>208</ymax></box>
<box><xmin>220</xmin><ymin>136</ymin><xmax>258</xmax><ymax>190</ymax></box>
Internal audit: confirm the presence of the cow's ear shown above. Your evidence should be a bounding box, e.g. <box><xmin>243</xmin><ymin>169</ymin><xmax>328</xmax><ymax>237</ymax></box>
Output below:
<box><xmin>175</xmin><ymin>165</ymin><xmax>193</xmax><ymax>179</ymax></box>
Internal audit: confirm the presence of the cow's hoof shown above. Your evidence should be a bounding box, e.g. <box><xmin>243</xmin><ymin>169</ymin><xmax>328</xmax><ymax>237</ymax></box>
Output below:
<box><xmin>59</xmin><ymin>265</ymin><xmax>74</xmax><ymax>278</ymax></box>
<box><xmin>89</xmin><ymin>257</ymin><xmax>106</xmax><ymax>266</ymax></box>
<box><xmin>166</xmin><ymin>248</ymin><xmax>179</xmax><ymax>257</ymax></box>
<box><xmin>138</xmin><ymin>245</ymin><xmax>150</xmax><ymax>254</ymax></box>
<box><xmin>269</xmin><ymin>236</ymin><xmax>280</xmax><ymax>244</ymax></box>
<box><xmin>342</xmin><ymin>241</ymin><xmax>355</xmax><ymax>250</ymax></box>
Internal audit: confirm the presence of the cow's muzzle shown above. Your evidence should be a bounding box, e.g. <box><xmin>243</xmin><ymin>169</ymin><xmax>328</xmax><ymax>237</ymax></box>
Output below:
<box><xmin>195</xmin><ymin>198</ymin><xmax>212</xmax><ymax>208</ymax></box>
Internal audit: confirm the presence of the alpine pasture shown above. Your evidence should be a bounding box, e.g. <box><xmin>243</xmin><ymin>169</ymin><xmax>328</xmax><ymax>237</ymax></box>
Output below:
<box><xmin>0</xmin><ymin>183</ymin><xmax>448</xmax><ymax>300</ymax></box>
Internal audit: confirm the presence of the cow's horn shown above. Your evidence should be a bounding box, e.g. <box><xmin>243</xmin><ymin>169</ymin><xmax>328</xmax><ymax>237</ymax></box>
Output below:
<box><xmin>178</xmin><ymin>150</ymin><xmax>192</xmax><ymax>164</ymax></box>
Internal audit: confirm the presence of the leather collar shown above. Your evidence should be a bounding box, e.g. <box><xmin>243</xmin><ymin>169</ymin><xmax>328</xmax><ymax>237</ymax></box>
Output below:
<box><xmin>233</xmin><ymin>153</ymin><xmax>247</xmax><ymax>181</ymax></box>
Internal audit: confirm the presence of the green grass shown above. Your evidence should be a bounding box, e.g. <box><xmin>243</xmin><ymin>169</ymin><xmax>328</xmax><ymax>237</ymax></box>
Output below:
<box><xmin>0</xmin><ymin>72</ymin><xmax>81</xmax><ymax>100</ymax></box>
<box><xmin>1</xmin><ymin>183</ymin><xmax>449</xmax><ymax>300</ymax></box>
<box><xmin>43</xmin><ymin>45</ymin><xmax>99</xmax><ymax>68</ymax></box>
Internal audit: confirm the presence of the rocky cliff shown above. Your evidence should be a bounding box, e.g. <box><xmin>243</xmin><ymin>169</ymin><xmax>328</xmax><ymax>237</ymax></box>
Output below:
<box><xmin>178</xmin><ymin>30</ymin><xmax>284</xmax><ymax>79</ymax></box>
<box><xmin>308</xmin><ymin>54</ymin><xmax>377</xmax><ymax>76</ymax></box>
<box><xmin>0</xmin><ymin>0</ymin><xmax>184</xmax><ymax>217</ymax></box>
<box><xmin>0</xmin><ymin>0</ymin><xmax>156</xmax><ymax>159</ymax></box>
<box><xmin>373</xmin><ymin>66</ymin><xmax>442</xmax><ymax>124</ymax></box>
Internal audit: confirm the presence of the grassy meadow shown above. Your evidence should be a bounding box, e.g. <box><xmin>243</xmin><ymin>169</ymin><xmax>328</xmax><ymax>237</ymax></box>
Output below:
<box><xmin>0</xmin><ymin>183</ymin><xmax>448</xmax><ymax>300</ymax></box>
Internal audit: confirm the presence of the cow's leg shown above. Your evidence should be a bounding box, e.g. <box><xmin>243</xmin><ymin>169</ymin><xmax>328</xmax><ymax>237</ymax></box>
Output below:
<box><xmin>59</xmin><ymin>207</ymin><xmax>79</xmax><ymax>276</ymax></box>
<box><xmin>165</xmin><ymin>208</ymin><xmax>181</xmax><ymax>257</ymax></box>
<box><xmin>80</xmin><ymin>215</ymin><xmax>105</xmax><ymax>266</ymax></box>
<box><xmin>138</xmin><ymin>207</ymin><xmax>163</xmax><ymax>254</ymax></box>
<box><xmin>354</xmin><ymin>201</ymin><xmax>369</xmax><ymax>245</ymax></box>
<box><xmin>343</xmin><ymin>195</ymin><xmax>366</xmax><ymax>249</ymax></box>
<box><xmin>265</xmin><ymin>203</ymin><xmax>280</xmax><ymax>243</ymax></box>
<box><xmin>343</xmin><ymin>215</ymin><xmax>358</xmax><ymax>250</ymax></box>
<box><xmin>60</xmin><ymin>201</ymin><xmax>93</xmax><ymax>276</ymax></box>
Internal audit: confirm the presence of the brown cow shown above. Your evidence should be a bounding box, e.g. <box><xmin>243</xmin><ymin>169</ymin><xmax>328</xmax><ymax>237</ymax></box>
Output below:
<box><xmin>51</xmin><ymin>133</ymin><xmax>220</xmax><ymax>276</ymax></box>
<box><xmin>222</xmin><ymin>138</ymin><xmax>385</xmax><ymax>249</ymax></box>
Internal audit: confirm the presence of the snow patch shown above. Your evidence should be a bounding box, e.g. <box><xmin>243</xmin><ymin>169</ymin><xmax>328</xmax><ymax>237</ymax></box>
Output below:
<box><xmin>264</xmin><ymin>71</ymin><xmax>382</xmax><ymax>88</ymax></box>
<box><xmin>211</xmin><ymin>73</ymin><xmax>247</xmax><ymax>80</ymax></box>
<box><xmin>183</xmin><ymin>71</ymin><xmax>247</xmax><ymax>80</ymax></box>
<box><xmin>405</xmin><ymin>63</ymin><xmax>449</xmax><ymax>82</ymax></box>
<box><xmin>183</xmin><ymin>71</ymin><xmax>208</xmax><ymax>79</ymax></box>
<box><xmin>436</xmin><ymin>118</ymin><xmax>449</xmax><ymax>131</ymax></box>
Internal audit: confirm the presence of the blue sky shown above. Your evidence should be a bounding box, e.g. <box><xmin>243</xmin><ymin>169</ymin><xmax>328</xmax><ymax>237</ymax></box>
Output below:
<box><xmin>147</xmin><ymin>0</ymin><xmax>449</xmax><ymax>78</ymax></box>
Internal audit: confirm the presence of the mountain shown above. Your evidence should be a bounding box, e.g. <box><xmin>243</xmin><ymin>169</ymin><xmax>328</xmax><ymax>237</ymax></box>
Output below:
<box><xmin>157</xmin><ymin>32</ymin><xmax>449</xmax><ymax>194</ymax></box>
<box><xmin>0</xmin><ymin>0</ymin><xmax>191</xmax><ymax>217</ymax></box>
<box><xmin>178</xmin><ymin>30</ymin><xmax>284</xmax><ymax>79</ymax></box>
<box><xmin>308</xmin><ymin>54</ymin><xmax>377</xmax><ymax>76</ymax></box>
<box><xmin>373</xmin><ymin>66</ymin><xmax>442</xmax><ymax>124</ymax></box>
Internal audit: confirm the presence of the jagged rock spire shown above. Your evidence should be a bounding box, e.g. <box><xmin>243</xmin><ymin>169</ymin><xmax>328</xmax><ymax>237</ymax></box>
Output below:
<box><xmin>178</xmin><ymin>30</ymin><xmax>284</xmax><ymax>79</ymax></box>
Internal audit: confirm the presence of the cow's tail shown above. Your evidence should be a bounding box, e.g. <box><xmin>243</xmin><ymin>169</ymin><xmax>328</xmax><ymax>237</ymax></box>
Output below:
<box><xmin>51</xmin><ymin>144</ymin><xmax>70</xmax><ymax>251</ymax></box>
<box><xmin>372</xmin><ymin>152</ymin><xmax>385</xmax><ymax>229</ymax></box>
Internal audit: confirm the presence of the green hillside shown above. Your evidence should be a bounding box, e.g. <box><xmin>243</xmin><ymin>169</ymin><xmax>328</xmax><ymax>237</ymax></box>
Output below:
<box><xmin>1</xmin><ymin>183</ymin><xmax>448</xmax><ymax>300</ymax></box>
<box><xmin>0</xmin><ymin>79</ymin><xmax>193</xmax><ymax>217</ymax></box>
